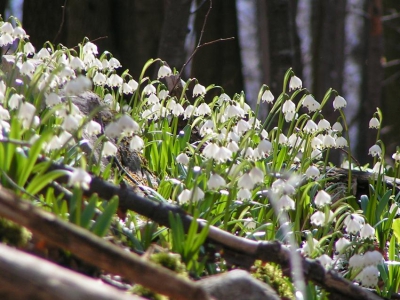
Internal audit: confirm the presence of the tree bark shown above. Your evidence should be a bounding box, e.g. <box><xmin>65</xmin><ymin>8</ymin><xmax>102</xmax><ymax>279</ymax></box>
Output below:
<box><xmin>0</xmin><ymin>243</ymin><xmax>144</xmax><ymax>300</ymax></box>
<box><xmin>191</xmin><ymin>0</ymin><xmax>243</xmax><ymax>99</ymax></box>
<box><xmin>357</xmin><ymin>0</ymin><xmax>383</xmax><ymax>164</ymax></box>
<box><xmin>259</xmin><ymin>0</ymin><xmax>302</xmax><ymax>97</ymax></box>
<box><xmin>157</xmin><ymin>0</ymin><xmax>192</xmax><ymax>70</ymax></box>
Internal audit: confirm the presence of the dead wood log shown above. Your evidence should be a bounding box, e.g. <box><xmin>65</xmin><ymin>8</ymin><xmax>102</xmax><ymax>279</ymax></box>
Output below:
<box><xmin>0</xmin><ymin>243</ymin><xmax>144</xmax><ymax>300</ymax></box>
<box><xmin>0</xmin><ymin>186</ymin><xmax>212</xmax><ymax>300</ymax></box>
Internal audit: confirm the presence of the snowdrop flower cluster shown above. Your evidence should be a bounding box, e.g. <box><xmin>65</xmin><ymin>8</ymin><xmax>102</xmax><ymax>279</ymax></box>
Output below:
<box><xmin>349</xmin><ymin>250</ymin><xmax>383</xmax><ymax>287</ymax></box>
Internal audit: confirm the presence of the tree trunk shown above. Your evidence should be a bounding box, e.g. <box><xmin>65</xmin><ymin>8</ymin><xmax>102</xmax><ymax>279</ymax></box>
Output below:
<box><xmin>357</xmin><ymin>0</ymin><xmax>383</xmax><ymax>164</ymax></box>
<box><xmin>259</xmin><ymin>0</ymin><xmax>302</xmax><ymax>97</ymax></box>
<box><xmin>157</xmin><ymin>0</ymin><xmax>191</xmax><ymax>70</ymax></box>
<box><xmin>191</xmin><ymin>0</ymin><xmax>243</xmax><ymax>99</ymax></box>
<box><xmin>22</xmin><ymin>0</ymin><xmax>67</xmax><ymax>47</ymax></box>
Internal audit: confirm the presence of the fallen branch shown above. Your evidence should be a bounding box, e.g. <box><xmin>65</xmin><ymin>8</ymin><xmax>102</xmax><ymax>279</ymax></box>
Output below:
<box><xmin>0</xmin><ymin>186</ymin><xmax>212</xmax><ymax>300</ymax></box>
<box><xmin>0</xmin><ymin>243</ymin><xmax>144</xmax><ymax>300</ymax></box>
<box><xmin>37</xmin><ymin>160</ymin><xmax>385</xmax><ymax>300</ymax></box>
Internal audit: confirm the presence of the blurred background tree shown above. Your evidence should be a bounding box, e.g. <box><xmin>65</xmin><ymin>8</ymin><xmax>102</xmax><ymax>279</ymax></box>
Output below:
<box><xmin>1</xmin><ymin>0</ymin><xmax>400</xmax><ymax>166</ymax></box>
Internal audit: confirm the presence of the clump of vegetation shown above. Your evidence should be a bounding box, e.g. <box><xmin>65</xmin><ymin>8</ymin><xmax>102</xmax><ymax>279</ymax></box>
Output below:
<box><xmin>0</xmin><ymin>218</ymin><xmax>31</xmax><ymax>247</ymax></box>
<box><xmin>253</xmin><ymin>260</ymin><xmax>294</xmax><ymax>299</ymax></box>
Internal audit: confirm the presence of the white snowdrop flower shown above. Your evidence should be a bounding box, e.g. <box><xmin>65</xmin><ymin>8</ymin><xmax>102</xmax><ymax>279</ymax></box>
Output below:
<box><xmin>83</xmin><ymin>42</ymin><xmax>98</xmax><ymax>55</ymax></box>
<box><xmin>84</xmin><ymin>120</ymin><xmax>101</xmax><ymax>135</ymax></box>
<box><xmin>203</xmin><ymin>143</ymin><xmax>219</xmax><ymax>159</ymax></box>
<box><xmin>368</xmin><ymin>144</ymin><xmax>382</xmax><ymax>157</ymax></box>
<box><xmin>20</xmin><ymin>60</ymin><xmax>36</xmax><ymax>77</ymax></box>
<box><xmin>357</xmin><ymin>265</ymin><xmax>379</xmax><ymax>288</ymax></box>
<box><xmin>178</xmin><ymin>187</ymin><xmax>204</xmax><ymax>204</ymax></box>
<box><xmin>392</xmin><ymin>152</ymin><xmax>400</xmax><ymax>162</ymax></box>
<box><xmin>157</xmin><ymin>65</ymin><xmax>172</xmax><ymax>79</ymax></box>
<box><xmin>9</xmin><ymin>93</ymin><xmax>23</xmax><ymax>110</ymax></box>
<box><xmin>289</xmin><ymin>75</ymin><xmax>302</xmax><ymax>91</ymax></box>
<box><xmin>332</xmin><ymin>122</ymin><xmax>343</xmax><ymax>132</ymax></box>
<box><xmin>125</xmin><ymin>79</ymin><xmax>137</xmax><ymax>92</ymax></box>
<box><xmin>390</xmin><ymin>203</ymin><xmax>400</xmax><ymax>215</ymax></box>
<box><xmin>282</xmin><ymin>100</ymin><xmax>295</xmax><ymax>114</ymax></box>
<box><xmin>45</xmin><ymin>93</ymin><xmax>62</xmax><ymax>107</ymax></box>
<box><xmin>335</xmin><ymin>136</ymin><xmax>348</xmax><ymax>148</ymax></box>
<box><xmin>0</xmin><ymin>22</ymin><xmax>13</xmax><ymax>34</ymax></box>
<box><xmin>158</xmin><ymin>89</ymin><xmax>169</xmax><ymax>100</ymax></box>
<box><xmin>261</xmin><ymin>89</ymin><xmax>274</xmax><ymax>103</ymax></box>
<box><xmin>207</xmin><ymin>173</ymin><xmax>226</xmax><ymax>190</ymax></box>
<box><xmin>18</xmin><ymin>101</ymin><xmax>36</xmax><ymax>123</ymax></box>
<box><xmin>65</xmin><ymin>75</ymin><xmax>92</xmax><ymax>95</ymax></box>
<box><xmin>369</xmin><ymin>117</ymin><xmax>380</xmax><ymax>129</ymax></box>
<box><xmin>28</xmin><ymin>115</ymin><xmax>40</xmax><ymax>129</ymax></box>
<box><xmin>102</xmin><ymin>141</ymin><xmax>118</xmax><ymax>157</ymax></box>
<box><xmin>200</xmin><ymin>120</ymin><xmax>214</xmax><ymax>136</ymax></box>
<box><xmin>184</xmin><ymin>105</ymin><xmax>195</xmax><ymax>119</ymax></box>
<box><xmin>236</xmin><ymin>119</ymin><xmax>251</xmax><ymax>134</ymax></box>
<box><xmin>59</xmin><ymin>131</ymin><xmax>73</xmax><ymax>145</ymax></box>
<box><xmin>146</xmin><ymin>94</ymin><xmax>159</xmax><ymax>105</ymax></box>
<box><xmin>242</xmin><ymin>102</ymin><xmax>251</xmax><ymax>114</ymax></box>
<box><xmin>13</xmin><ymin>26</ymin><xmax>26</xmax><ymax>38</ymax></box>
<box><xmin>117</xmin><ymin>115</ymin><xmax>140</xmax><ymax>135</ymax></box>
<box><xmin>244</xmin><ymin>218</ymin><xmax>256</xmax><ymax>230</ymax></box>
<box><xmin>249</xmin><ymin>167</ymin><xmax>264</xmax><ymax>184</ymax></box>
<box><xmin>317</xmin><ymin>254</ymin><xmax>333</xmax><ymax>269</ymax></box>
<box><xmin>364</xmin><ymin>250</ymin><xmax>383</xmax><ymax>266</ymax></box>
<box><xmin>311</xmin><ymin>137</ymin><xmax>323</xmax><ymax>150</ymax></box>
<box><xmin>0</xmin><ymin>33</ymin><xmax>13</xmax><ymax>46</ymax></box>
<box><xmin>100</xmin><ymin>59</ymin><xmax>109</xmax><ymax>69</ymax></box>
<box><xmin>302</xmin><ymin>95</ymin><xmax>320</xmax><ymax>112</ymax></box>
<box><xmin>311</xmin><ymin>149</ymin><xmax>322</xmax><ymax>160</ymax></box>
<box><xmin>193</xmin><ymin>83</ymin><xmax>206</xmax><ymax>97</ymax></box>
<box><xmin>323</xmin><ymin>134</ymin><xmax>336</xmax><ymax>148</ymax></box>
<box><xmin>0</xmin><ymin>119</ymin><xmax>10</xmax><ymax>132</ymax></box>
<box><xmin>335</xmin><ymin>237</ymin><xmax>351</xmax><ymax>253</ymax></box>
<box><xmin>243</xmin><ymin>147</ymin><xmax>255</xmax><ymax>160</ymax></box>
<box><xmin>218</xmin><ymin>93</ymin><xmax>231</xmax><ymax>103</ymax></box>
<box><xmin>237</xmin><ymin>188</ymin><xmax>252</xmax><ymax>200</ymax></box>
<box><xmin>62</xmin><ymin>114</ymin><xmax>80</xmax><ymax>132</ymax></box>
<box><xmin>107</xmin><ymin>74</ymin><xmax>123</xmax><ymax>87</ymax></box>
<box><xmin>304</xmin><ymin>120</ymin><xmax>318</xmax><ymax>133</ymax></box>
<box><xmin>288</xmin><ymin>133</ymin><xmax>302</xmax><ymax>148</ymax></box>
<box><xmin>238</xmin><ymin>173</ymin><xmax>255</xmax><ymax>190</ymax></box>
<box><xmin>225</xmin><ymin>104</ymin><xmax>244</xmax><ymax>118</ymax></box>
<box><xmin>349</xmin><ymin>254</ymin><xmax>364</xmax><ymax>269</ymax></box>
<box><xmin>272</xmin><ymin>179</ymin><xmax>296</xmax><ymax>195</ymax></box>
<box><xmin>176</xmin><ymin>153</ymin><xmax>190</xmax><ymax>165</ymax></box>
<box><xmin>104</xmin><ymin>122</ymin><xmax>122</xmax><ymax>138</ymax></box>
<box><xmin>23</xmin><ymin>42</ymin><xmax>35</xmax><ymax>55</ymax></box>
<box><xmin>284</xmin><ymin>111</ymin><xmax>296</xmax><ymax>122</ymax></box>
<box><xmin>227</xmin><ymin>131</ymin><xmax>240</xmax><ymax>143</ymax></box>
<box><xmin>372</xmin><ymin>161</ymin><xmax>384</xmax><ymax>175</ymax></box>
<box><xmin>171</xmin><ymin>103</ymin><xmax>184</xmax><ymax>116</ymax></box>
<box><xmin>333</xmin><ymin>96</ymin><xmax>347</xmax><ymax>110</ymax></box>
<box><xmin>68</xmin><ymin>168</ymin><xmax>92</xmax><ymax>190</ymax></box>
<box><xmin>276</xmin><ymin>195</ymin><xmax>295</xmax><ymax>211</ymax></box>
<box><xmin>344</xmin><ymin>213</ymin><xmax>365</xmax><ymax>234</ymax></box>
<box><xmin>83</xmin><ymin>52</ymin><xmax>96</xmax><ymax>66</ymax></box>
<box><xmin>108</xmin><ymin>57</ymin><xmax>121</xmax><ymax>69</ymax></box>
<box><xmin>279</xmin><ymin>133</ymin><xmax>288</xmax><ymax>145</ymax></box>
<box><xmin>305</xmin><ymin>165</ymin><xmax>320</xmax><ymax>179</ymax></box>
<box><xmin>248</xmin><ymin>117</ymin><xmax>260</xmax><ymax>129</ymax></box>
<box><xmin>318</xmin><ymin>119</ymin><xmax>330</xmax><ymax>131</ymax></box>
<box><xmin>260</xmin><ymin>129</ymin><xmax>268</xmax><ymax>139</ymax></box>
<box><xmin>143</xmin><ymin>84</ymin><xmax>156</xmax><ymax>95</ymax></box>
<box><xmin>93</xmin><ymin>72</ymin><xmax>107</xmax><ymax>86</ymax></box>
<box><xmin>129</xmin><ymin>135</ymin><xmax>144</xmax><ymax>151</ymax></box>
<box><xmin>258</xmin><ymin>139</ymin><xmax>272</xmax><ymax>154</ymax></box>
<box><xmin>311</xmin><ymin>211</ymin><xmax>326</xmax><ymax>226</ymax></box>
<box><xmin>120</xmin><ymin>82</ymin><xmax>133</xmax><ymax>94</ymax></box>
<box><xmin>314</xmin><ymin>190</ymin><xmax>331</xmax><ymax>207</ymax></box>
<box><xmin>0</xmin><ymin>105</ymin><xmax>10</xmax><ymax>120</ymax></box>
<box><xmin>214</xmin><ymin>146</ymin><xmax>232</xmax><ymax>163</ymax></box>
<box><xmin>227</xmin><ymin>141</ymin><xmax>239</xmax><ymax>153</ymax></box>
<box><xmin>70</xmin><ymin>56</ymin><xmax>85</xmax><ymax>70</ymax></box>
<box><xmin>59</xmin><ymin>66</ymin><xmax>75</xmax><ymax>80</ymax></box>
<box><xmin>196</xmin><ymin>103</ymin><xmax>211</xmax><ymax>116</ymax></box>
<box><xmin>45</xmin><ymin>135</ymin><xmax>62</xmax><ymax>152</ymax></box>
<box><xmin>36</xmin><ymin>48</ymin><xmax>51</xmax><ymax>60</ymax></box>
<box><xmin>302</xmin><ymin>238</ymin><xmax>318</xmax><ymax>256</ymax></box>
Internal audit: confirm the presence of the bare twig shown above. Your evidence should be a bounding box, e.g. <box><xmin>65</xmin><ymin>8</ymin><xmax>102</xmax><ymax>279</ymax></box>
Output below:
<box><xmin>53</xmin><ymin>0</ymin><xmax>68</xmax><ymax>44</ymax></box>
